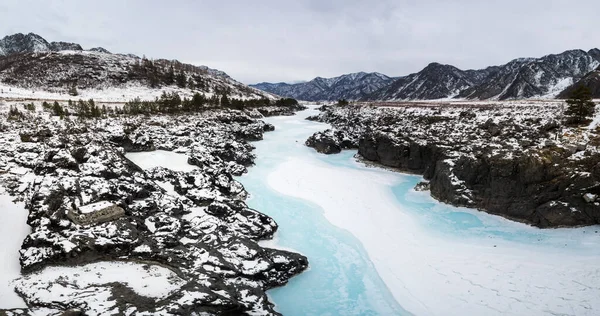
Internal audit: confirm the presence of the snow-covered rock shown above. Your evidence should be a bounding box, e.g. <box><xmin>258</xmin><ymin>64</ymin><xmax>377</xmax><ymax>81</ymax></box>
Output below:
<box><xmin>308</xmin><ymin>101</ymin><xmax>600</xmax><ymax>227</ymax></box>
<box><xmin>0</xmin><ymin>106</ymin><xmax>308</xmax><ymax>315</ymax></box>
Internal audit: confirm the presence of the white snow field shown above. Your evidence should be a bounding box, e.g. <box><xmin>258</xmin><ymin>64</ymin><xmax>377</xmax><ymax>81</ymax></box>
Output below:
<box><xmin>0</xmin><ymin>188</ymin><xmax>30</xmax><ymax>308</ymax></box>
<box><xmin>126</xmin><ymin>150</ymin><xmax>198</xmax><ymax>172</ymax></box>
<box><xmin>13</xmin><ymin>261</ymin><xmax>185</xmax><ymax>314</ymax></box>
<box><xmin>268</xmin><ymin>148</ymin><xmax>600</xmax><ymax>316</ymax></box>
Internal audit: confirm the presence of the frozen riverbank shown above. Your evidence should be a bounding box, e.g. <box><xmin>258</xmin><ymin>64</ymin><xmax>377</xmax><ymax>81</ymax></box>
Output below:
<box><xmin>244</xmin><ymin>106</ymin><xmax>600</xmax><ymax>315</ymax></box>
<box><xmin>0</xmin><ymin>188</ymin><xmax>29</xmax><ymax>308</ymax></box>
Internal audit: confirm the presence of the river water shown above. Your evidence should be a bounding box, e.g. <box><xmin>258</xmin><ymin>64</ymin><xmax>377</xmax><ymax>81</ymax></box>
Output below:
<box><xmin>124</xmin><ymin>106</ymin><xmax>600</xmax><ymax>315</ymax></box>
<box><xmin>237</xmin><ymin>106</ymin><xmax>600</xmax><ymax>316</ymax></box>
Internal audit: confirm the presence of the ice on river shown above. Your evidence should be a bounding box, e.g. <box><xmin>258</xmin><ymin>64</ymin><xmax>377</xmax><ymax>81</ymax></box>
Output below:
<box><xmin>268</xmin><ymin>151</ymin><xmax>600</xmax><ymax>316</ymax></box>
<box><xmin>238</xmin><ymin>106</ymin><xmax>600</xmax><ymax>316</ymax></box>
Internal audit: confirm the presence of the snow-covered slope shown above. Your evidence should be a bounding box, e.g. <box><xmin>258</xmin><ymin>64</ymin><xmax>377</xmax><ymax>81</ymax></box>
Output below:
<box><xmin>460</xmin><ymin>49</ymin><xmax>600</xmax><ymax>100</ymax></box>
<box><xmin>558</xmin><ymin>66</ymin><xmax>600</xmax><ymax>99</ymax></box>
<box><xmin>366</xmin><ymin>49</ymin><xmax>600</xmax><ymax>101</ymax></box>
<box><xmin>256</xmin><ymin>48</ymin><xmax>600</xmax><ymax>102</ymax></box>
<box><xmin>251</xmin><ymin>72</ymin><xmax>394</xmax><ymax>101</ymax></box>
<box><xmin>0</xmin><ymin>33</ymin><xmax>274</xmax><ymax>101</ymax></box>
<box><xmin>365</xmin><ymin>63</ymin><xmax>475</xmax><ymax>101</ymax></box>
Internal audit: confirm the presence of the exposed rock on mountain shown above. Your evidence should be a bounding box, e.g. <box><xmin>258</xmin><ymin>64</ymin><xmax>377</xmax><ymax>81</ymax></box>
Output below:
<box><xmin>48</xmin><ymin>41</ymin><xmax>83</xmax><ymax>52</ymax></box>
<box><xmin>558</xmin><ymin>66</ymin><xmax>600</xmax><ymax>99</ymax></box>
<box><xmin>89</xmin><ymin>47</ymin><xmax>111</xmax><ymax>54</ymax></box>
<box><xmin>307</xmin><ymin>103</ymin><xmax>600</xmax><ymax>228</ymax></box>
<box><xmin>0</xmin><ymin>32</ymin><xmax>82</xmax><ymax>56</ymax></box>
<box><xmin>253</xmin><ymin>48</ymin><xmax>600</xmax><ymax>101</ymax></box>
<box><xmin>459</xmin><ymin>49</ymin><xmax>600</xmax><ymax>100</ymax></box>
<box><xmin>366</xmin><ymin>63</ymin><xmax>474</xmax><ymax>100</ymax></box>
<box><xmin>367</xmin><ymin>49</ymin><xmax>600</xmax><ymax>101</ymax></box>
<box><xmin>251</xmin><ymin>72</ymin><xmax>394</xmax><ymax>101</ymax></box>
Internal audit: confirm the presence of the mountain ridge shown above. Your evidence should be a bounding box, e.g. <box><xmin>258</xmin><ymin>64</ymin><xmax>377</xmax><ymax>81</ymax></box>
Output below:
<box><xmin>253</xmin><ymin>48</ymin><xmax>600</xmax><ymax>101</ymax></box>
<box><xmin>0</xmin><ymin>32</ymin><xmax>273</xmax><ymax>100</ymax></box>
<box><xmin>250</xmin><ymin>71</ymin><xmax>395</xmax><ymax>101</ymax></box>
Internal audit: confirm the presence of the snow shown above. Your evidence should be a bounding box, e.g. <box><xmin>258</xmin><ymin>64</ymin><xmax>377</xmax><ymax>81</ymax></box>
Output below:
<box><xmin>0</xmin><ymin>82</ymin><xmax>210</xmax><ymax>103</ymax></box>
<box><xmin>543</xmin><ymin>77</ymin><xmax>574</xmax><ymax>98</ymax></box>
<box><xmin>19</xmin><ymin>261</ymin><xmax>185</xmax><ymax>298</ymax></box>
<box><xmin>13</xmin><ymin>261</ymin><xmax>185</xmax><ymax>315</ymax></box>
<box><xmin>0</xmin><ymin>189</ymin><xmax>29</xmax><ymax>308</ymax></box>
<box><xmin>126</xmin><ymin>150</ymin><xmax>197</xmax><ymax>172</ymax></box>
<box><xmin>268</xmin><ymin>155</ymin><xmax>600</xmax><ymax>316</ymax></box>
<box><xmin>78</xmin><ymin>200</ymin><xmax>115</xmax><ymax>214</ymax></box>
<box><xmin>588</xmin><ymin>108</ymin><xmax>600</xmax><ymax>130</ymax></box>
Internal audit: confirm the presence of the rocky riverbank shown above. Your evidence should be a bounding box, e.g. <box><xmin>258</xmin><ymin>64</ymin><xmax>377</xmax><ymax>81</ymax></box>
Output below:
<box><xmin>0</xmin><ymin>105</ymin><xmax>307</xmax><ymax>316</ymax></box>
<box><xmin>306</xmin><ymin>103</ymin><xmax>600</xmax><ymax>228</ymax></box>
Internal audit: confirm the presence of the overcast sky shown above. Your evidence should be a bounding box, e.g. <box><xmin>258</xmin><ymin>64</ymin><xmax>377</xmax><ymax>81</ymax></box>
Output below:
<box><xmin>1</xmin><ymin>0</ymin><xmax>599</xmax><ymax>84</ymax></box>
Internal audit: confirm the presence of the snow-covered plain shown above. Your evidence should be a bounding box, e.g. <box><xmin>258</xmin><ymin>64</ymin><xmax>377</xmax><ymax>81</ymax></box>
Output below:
<box><xmin>251</xmin><ymin>106</ymin><xmax>600</xmax><ymax>316</ymax></box>
<box><xmin>0</xmin><ymin>189</ymin><xmax>30</xmax><ymax>308</ymax></box>
<box><xmin>126</xmin><ymin>150</ymin><xmax>198</xmax><ymax>172</ymax></box>
<box><xmin>0</xmin><ymin>82</ymin><xmax>205</xmax><ymax>103</ymax></box>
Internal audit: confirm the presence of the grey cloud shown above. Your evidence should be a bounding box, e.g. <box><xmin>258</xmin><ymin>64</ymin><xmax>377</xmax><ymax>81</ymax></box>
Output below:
<box><xmin>0</xmin><ymin>0</ymin><xmax>599</xmax><ymax>84</ymax></box>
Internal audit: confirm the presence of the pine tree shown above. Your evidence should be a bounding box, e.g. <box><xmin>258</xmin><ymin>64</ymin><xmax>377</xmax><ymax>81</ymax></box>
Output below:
<box><xmin>175</xmin><ymin>72</ymin><xmax>187</xmax><ymax>88</ymax></box>
<box><xmin>220</xmin><ymin>95</ymin><xmax>231</xmax><ymax>108</ymax></box>
<box><xmin>565</xmin><ymin>85</ymin><xmax>596</xmax><ymax>124</ymax></box>
<box><xmin>337</xmin><ymin>99</ymin><xmax>349</xmax><ymax>106</ymax></box>
<box><xmin>52</xmin><ymin>102</ymin><xmax>64</xmax><ymax>117</ymax></box>
<box><xmin>166</xmin><ymin>65</ymin><xmax>175</xmax><ymax>85</ymax></box>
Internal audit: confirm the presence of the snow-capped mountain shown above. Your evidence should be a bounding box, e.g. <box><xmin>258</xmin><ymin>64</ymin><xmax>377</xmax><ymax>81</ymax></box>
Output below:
<box><xmin>254</xmin><ymin>48</ymin><xmax>600</xmax><ymax>101</ymax></box>
<box><xmin>366</xmin><ymin>49</ymin><xmax>600</xmax><ymax>101</ymax></box>
<box><xmin>251</xmin><ymin>72</ymin><xmax>394</xmax><ymax>101</ymax></box>
<box><xmin>366</xmin><ymin>63</ymin><xmax>475</xmax><ymax>100</ymax></box>
<box><xmin>0</xmin><ymin>32</ymin><xmax>272</xmax><ymax>100</ymax></box>
<box><xmin>558</xmin><ymin>66</ymin><xmax>600</xmax><ymax>99</ymax></box>
<box><xmin>459</xmin><ymin>49</ymin><xmax>600</xmax><ymax>100</ymax></box>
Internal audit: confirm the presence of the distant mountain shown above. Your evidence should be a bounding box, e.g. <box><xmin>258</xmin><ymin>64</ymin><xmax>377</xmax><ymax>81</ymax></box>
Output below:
<box><xmin>557</xmin><ymin>66</ymin><xmax>600</xmax><ymax>99</ymax></box>
<box><xmin>366</xmin><ymin>63</ymin><xmax>476</xmax><ymax>100</ymax></box>
<box><xmin>0</xmin><ymin>32</ymin><xmax>272</xmax><ymax>100</ymax></box>
<box><xmin>459</xmin><ymin>49</ymin><xmax>600</xmax><ymax>100</ymax></box>
<box><xmin>253</xmin><ymin>48</ymin><xmax>600</xmax><ymax>102</ymax></box>
<box><xmin>251</xmin><ymin>72</ymin><xmax>394</xmax><ymax>101</ymax></box>
<box><xmin>365</xmin><ymin>49</ymin><xmax>600</xmax><ymax>101</ymax></box>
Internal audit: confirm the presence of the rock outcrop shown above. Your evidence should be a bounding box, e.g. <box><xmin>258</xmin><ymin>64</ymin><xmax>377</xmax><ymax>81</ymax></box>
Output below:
<box><xmin>0</xmin><ymin>106</ymin><xmax>307</xmax><ymax>315</ymax></box>
<box><xmin>307</xmin><ymin>103</ymin><xmax>600</xmax><ymax>227</ymax></box>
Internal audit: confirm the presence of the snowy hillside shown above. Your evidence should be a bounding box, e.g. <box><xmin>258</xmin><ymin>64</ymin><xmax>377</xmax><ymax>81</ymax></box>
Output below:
<box><xmin>558</xmin><ymin>66</ymin><xmax>600</xmax><ymax>99</ymax></box>
<box><xmin>367</xmin><ymin>49</ymin><xmax>600</xmax><ymax>101</ymax></box>
<box><xmin>253</xmin><ymin>48</ymin><xmax>600</xmax><ymax>102</ymax></box>
<box><xmin>366</xmin><ymin>63</ymin><xmax>475</xmax><ymax>100</ymax></box>
<box><xmin>459</xmin><ymin>49</ymin><xmax>600</xmax><ymax>100</ymax></box>
<box><xmin>0</xmin><ymin>33</ymin><xmax>275</xmax><ymax>102</ymax></box>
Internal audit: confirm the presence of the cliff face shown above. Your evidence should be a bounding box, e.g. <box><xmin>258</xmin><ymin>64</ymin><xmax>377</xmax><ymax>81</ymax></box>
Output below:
<box><xmin>307</xmin><ymin>103</ymin><xmax>600</xmax><ymax>228</ymax></box>
<box><xmin>358</xmin><ymin>132</ymin><xmax>599</xmax><ymax>227</ymax></box>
